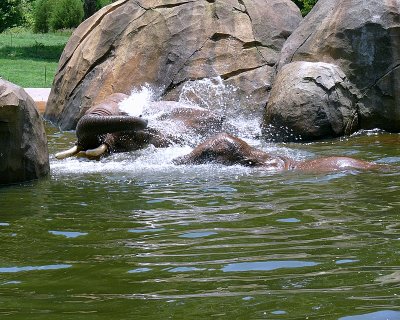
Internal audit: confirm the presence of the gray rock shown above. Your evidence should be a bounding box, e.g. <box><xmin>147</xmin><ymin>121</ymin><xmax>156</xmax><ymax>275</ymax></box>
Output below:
<box><xmin>270</xmin><ymin>0</ymin><xmax>400</xmax><ymax>137</ymax></box>
<box><xmin>0</xmin><ymin>79</ymin><xmax>50</xmax><ymax>185</ymax></box>
<box><xmin>264</xmin><ymin>61</ymin><xmax>359</xmax><ymax>141</ymax></box>
<box><xmin>44</xmin><ymin>0</ymin><xmax>302</xmax><ymax>130</ymax></box>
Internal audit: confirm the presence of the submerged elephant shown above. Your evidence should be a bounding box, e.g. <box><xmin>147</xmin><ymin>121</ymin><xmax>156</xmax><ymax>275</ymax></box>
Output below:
<box><xmin>173</xmin><ymin>133</ymin><xmax>379</xmax><ymax>172</ymax></box>
<box><xmin>55</xmin><ymin>93</ymin><xmax>148</xmax><ymax>159</ymax></box>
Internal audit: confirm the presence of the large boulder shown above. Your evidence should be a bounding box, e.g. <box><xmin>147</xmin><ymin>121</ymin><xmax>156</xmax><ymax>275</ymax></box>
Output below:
<box><xmin>264</xmin><ymin>0</ymin><xmax>400</xmax><ymax>140</ymax></box>
<box><xmin>44</xmin><ymin>0</ymin><xmax>302</xmax><ymax>130</ymax></box>
<box><xmin>0</xmin><ymin>79</ymin><xmax>50</xmax><ymax>185</ymax></box>
<box><xmin>264</xmin><ymin>61</ymin><xmax>359</xmax><ymax>141</ymax></box>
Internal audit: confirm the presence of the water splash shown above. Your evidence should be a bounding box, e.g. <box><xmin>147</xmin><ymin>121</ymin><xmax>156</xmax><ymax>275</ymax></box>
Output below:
<box><xmin>178</xmin><ymin>77</ymin><xmax>236</xmax><ymax>111</ymax></box>
<box><xmin>117</xmin><ymin>78</ymin><xmax>262</xmax><ymax>141</ymax></box>
<box><xmin>178</xmin><ymin>77</ymin><xmax>262</xmax><ymax>139</ymax></box>
<box><xmin>115</xmin><ymin>78</ymin><xmax>263</xmax><ymax>146</ymax></box>
<box><xmin>119</xmin><ymin>84</ymin><xmax>157</xmax><ymax>117</ymax></box>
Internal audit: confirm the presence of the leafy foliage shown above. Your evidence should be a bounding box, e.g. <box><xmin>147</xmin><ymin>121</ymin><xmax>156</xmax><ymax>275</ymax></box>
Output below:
<box><xmin>49</xmin><ymin>0</ymin><xmax>84</xmax><ymax>31</ymax></box>
<box><xmin>0</xmin><ymin>0</ymin><xmax>23</xmax><ymax>33</ymax></box>
<box><xmin>33</xmin><ymin>0</ymin><xmax>54</xmax><ymax>33</ymax></box>
<box><xmin>32</xmin><ymin>0</ymin><xmax>113</xmax><ymax>33</ymax></box>
<box><xmin>20</xmin><ymin>0</ymin><xmax>36</xmax><ymax>29</ymax></box>
<box><xmin>292</xmin><ymin>0</ymin><xmax>318</xmax><ymax>16</ymax></box>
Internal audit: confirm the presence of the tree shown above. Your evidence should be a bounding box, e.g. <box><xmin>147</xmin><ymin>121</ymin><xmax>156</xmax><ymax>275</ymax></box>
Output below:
<box><xmin>50</xmin><ymin>0</ymin><xmax>84</xmax><ymax>30</ymax></box>
<box><xmin>33</xmin><ymin>0</ymin><xmax>115</xmax><ymax>32</ymax></box>
<box><xmin>33</xmin><ymin>0</ymin><xmax>53</xmax><ymax>33</ymax></box>
<box><xmin>83</xmin><ymin>0</ymin><xmax>97</xmax><ymax>19</ymax></box>
<box><xmin>20</xmin><ymin>0</ymin><xmax>36</xmax><ymax>29</ymax></box>
<box><xmin>0</xmin><ymin>0</ymin><xmax>23</xmax><ymax>32</ymax></box>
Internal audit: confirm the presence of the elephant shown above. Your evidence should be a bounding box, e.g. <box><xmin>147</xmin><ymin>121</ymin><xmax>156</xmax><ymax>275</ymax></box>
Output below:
<box><xmin>55</xmin><ymin>93</ymin><xmax>148</xmax><ymax>159</ymax></box>
<box><xmin>172</xmin><ymin>133</ymin><xmax>379</xmax><ymax>172</ymax></box>
<box><xmin>55</xmin><ymin>94</ymin><xmax>230</xmax><ymax>159</ymax></box>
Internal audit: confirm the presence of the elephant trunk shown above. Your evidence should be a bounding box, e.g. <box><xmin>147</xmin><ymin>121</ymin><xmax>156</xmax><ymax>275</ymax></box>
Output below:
<box><xmin>76</xmin><ymin>114</ymin><xmax>148</xmax><ymax>149</ymax></box>
<box><xmin>76</xmin><ymin>114</ymin><xmax>148</xmax><ymax>138</ymax></box>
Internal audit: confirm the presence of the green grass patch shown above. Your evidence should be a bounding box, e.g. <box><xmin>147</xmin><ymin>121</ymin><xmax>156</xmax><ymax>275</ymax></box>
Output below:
<box><xmin>0</xmin><ymin>29</ymin><xmax>70</xmax><ymax>88</ymax></box>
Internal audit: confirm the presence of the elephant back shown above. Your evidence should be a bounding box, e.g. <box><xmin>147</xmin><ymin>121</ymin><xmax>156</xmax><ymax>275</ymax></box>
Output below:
<box><xmin>86</xmin><ymin>93</ymin><xmax>128</xmax><ymax>117</ymax></box>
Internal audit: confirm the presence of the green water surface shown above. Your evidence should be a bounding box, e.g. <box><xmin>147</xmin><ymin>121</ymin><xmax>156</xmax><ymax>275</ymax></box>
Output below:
<box><xmin>1</xmin><ymin>127</ymin><xmax>399</xmax><ymax>319</ymax></box>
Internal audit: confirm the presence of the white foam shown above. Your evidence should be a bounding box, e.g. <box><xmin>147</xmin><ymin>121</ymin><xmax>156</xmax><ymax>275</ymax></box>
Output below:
<box><xmin>178</xmin><ymin>77</ymin><xmax>262</xmax><ymax>139</ymax></box>
<box><xmin>119</xmin><ymin>84</ymin><xmax>156</xmax><ymax>117</ymax></box>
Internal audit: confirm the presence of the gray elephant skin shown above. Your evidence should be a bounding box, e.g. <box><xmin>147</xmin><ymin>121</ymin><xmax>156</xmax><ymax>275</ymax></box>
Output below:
<box><xmin>173</xmin><ymin>133</ymin><xmax>379</xmax><ymax>173</ymax></box>
<box><xmin>55</xmin><ymin>93</ymin><xmax>148</xmax><ymax>159</ymax></box>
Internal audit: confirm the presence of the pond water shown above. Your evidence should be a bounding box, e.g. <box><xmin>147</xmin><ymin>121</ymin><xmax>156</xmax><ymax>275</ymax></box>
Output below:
<box><xmin>1</xmin><ymin>81</ymin><xmax>400</xmax><ymax>319</ymax></box>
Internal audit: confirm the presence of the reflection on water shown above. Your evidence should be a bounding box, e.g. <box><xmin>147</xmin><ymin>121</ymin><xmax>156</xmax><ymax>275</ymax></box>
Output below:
<box><xmin>0</xmin><ymin>264</ymin><xmax>72</xmax><ymax>273</ymax></box>
<box><xmin>1</xmin><ymin>81</ymin><xmax>400</xmax><ymax>319</ymax></box>
<box><xmin>48</xmin><ymin>230</ymin><xmax>88</xmax><ymax>238</ymax></box>
<box><xmin>335</xmin><ymin>259</ymin><xmax>359</xmax><ymax>265</ymax></box>
<box><xmin>339</xmin><ymin>310</ymin><xmax>400</xmax><ymax>320</ymax></box>
<box><xmin>179</xmin><ymin>231</ymin><xmax>218</xmax><ymax>238</ymax></box>
<box><xmin>222</xmin><ymin>260</ymin><xmax>320</xmax><ymax>272</ymax></box>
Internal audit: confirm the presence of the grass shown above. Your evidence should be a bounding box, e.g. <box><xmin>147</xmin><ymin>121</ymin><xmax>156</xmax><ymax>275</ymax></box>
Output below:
<box><xmin>0</xmin><ymin>28</ymin><xmax>70</xmax><ymax>88</ymax></box>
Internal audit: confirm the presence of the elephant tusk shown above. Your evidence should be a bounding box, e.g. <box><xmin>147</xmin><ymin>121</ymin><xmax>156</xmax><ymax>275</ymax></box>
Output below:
<box><xmin>85</xmin><ymin>144</ymin><xmax>108</xmax><ymax>157</ymax></box>
<box><xmin>55</xmin><ymin>145</ymin><xmax>80</xmax><ymax>160</ymax></box>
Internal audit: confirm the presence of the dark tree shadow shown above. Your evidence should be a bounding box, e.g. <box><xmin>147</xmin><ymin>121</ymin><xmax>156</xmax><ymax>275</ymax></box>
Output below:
<box><xmin>0</xmin><ymin>43</ymin><xmax>65</xmax><ymax>62</ymax></box>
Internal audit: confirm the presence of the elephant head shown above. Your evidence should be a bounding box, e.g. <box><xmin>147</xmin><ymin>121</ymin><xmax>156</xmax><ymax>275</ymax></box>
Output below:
<box><xmin>173</xmin><ymin>132</ymin><xmax>379</xmax><ymax>172</ymax></box>
<box><xmin>55</xmin><ymin>93</ymin><xmax>148</xmax><ymax>159</ymax></box>
<box><xmin>172</xmin><ymin>132</ymin><xmax>288</xmax><ymax>169</ymax></box>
